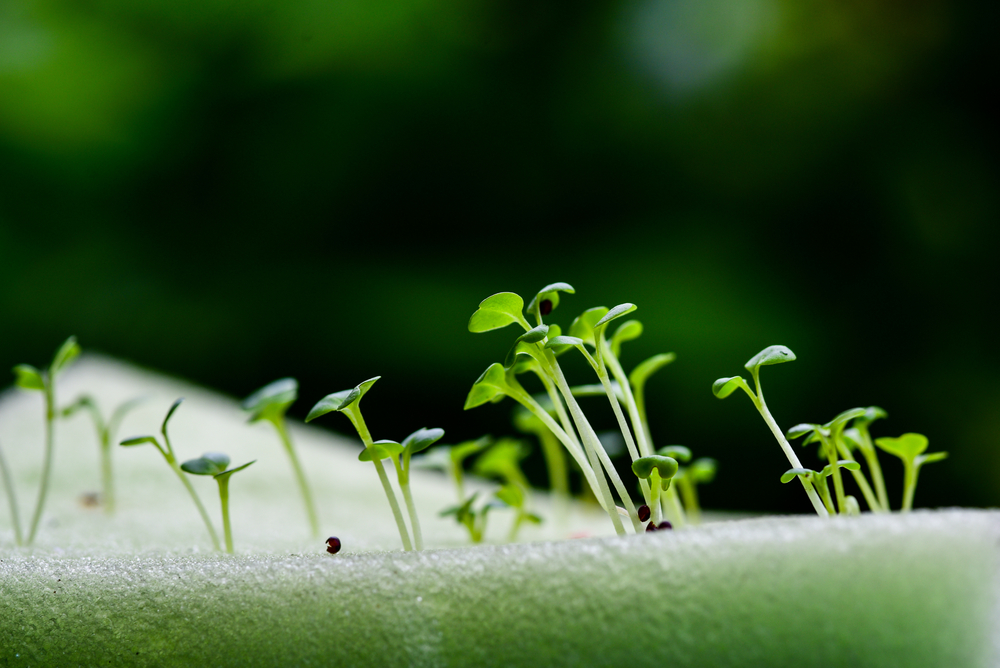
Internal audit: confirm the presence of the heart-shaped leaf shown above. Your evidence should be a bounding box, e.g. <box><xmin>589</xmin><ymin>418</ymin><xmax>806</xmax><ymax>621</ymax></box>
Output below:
<box><xmin>875</xmin><ymin>433</ymin><xmax>929</xmax><ymax>461</ymax></box>
<box><xmin>820</xmin><ymin>460</ymin><xmax>861</xmax><ymax>477</ymax></box>
<box><xmin>50</xmin><ymin>336</ymin><xmax>81</xmax><ymax>376</ymax></box>
<box><xmin>631</xmin><ymin>455</ymin><xmax>679</xmax><ymax>481</ymax></box>
<box><xmin>181</xmin><ymin>452</ymin><xmax>231</xmax><ymax>476</ymax></box>
<box><xmin>711</xmin><ymin>376</ymin><xmax>751</xmax><ymax>399</ymax></box>
<box><xmin>403</xmin><ymin>427</ymin><xmax>445</xmax><ymax>457</ymax></box>
<box><xmin>629</xmin><ymin>353</ymin><xmax>676</xmax><ymax>391</ymax></box>
<box><xmin>744</xmin><ymin>345</ymin><xmax>796</xmax><ymax>374</ymax></box>
<box><xmin>526</xmin><ymin>282</ymin><xmax>575</xmax><ymax>319</ymax></box>
<box><xmin>306</xmin><ymin>377</ymin><xmax>381</xmax><ymax>422</ymax></box>
<box><xmin>242</xmin><ymin>378</ymin><xmax>297</xmax><ymax>423</ymax></box>
<box><xmin>464</xmin><ymin>364</ymin><xmax>509</xmax><ymax>410</ymax></box>
<box><xmin>780</xmin><ymin>467</ymin><xmax>814</xmax><ymax>483</ymax></box>
<box><xmin>610</xmin><ymin>320</ymin><xmax>643</xmax><ymax>357</ymax></box>
<box><xmin>359</xmin><ymin>439</ymin><xmax>404</xmax><ymax>462</ymax></box>
<box><xmin>595</xmin><ymin>303</ymin><xmax>637</xmax><ymax>330</ymax></box>
<box><xmin>569</xmin><ymin>307</ymin><xmax>610</xmax><ymax>347</ymax></box>
<box><xmin>12</xmin><ymin>364</ymin><xmax>45</xmax><ymax>391</ymax></box>
<box><xmin>688</xmin><ymin>458</ymin><xmax>718</xmax><ymax>484</ymax></box>
<box><xmin>657</xmin><ymin>445</ymin><xmax>691</xmax><ymax>463</ymax></box>
<box><xmin>468</xmin><ymin>292</ymin><xmax>525</xmax><ymax>333</ymax></box>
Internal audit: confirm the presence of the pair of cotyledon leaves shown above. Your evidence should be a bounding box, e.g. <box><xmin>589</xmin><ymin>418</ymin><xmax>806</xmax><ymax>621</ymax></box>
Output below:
<box><xmin>241</xmin><ymin>377</ymin><xmax>298</xmax><ymax>424</ymax></box>
<box><xmin>13</xmin><ymin>336</ymin><xmax>81</xmax><ymax>391</ymax></box>
<box><xmin>180</xmin><ymin>452</ymin><xmax>256</xmax><ymax>479</ymax></box>
<box><xmin>711</xmin><ymin>345</ymin><xmax>796</xmax><ymax>399</ymax></box>
<box><xmin>781</xmin><ymin>460</ymin><xmax>861</xmax><ymax>484</ymax></box>
<box><xmin>468</xmin><ymin>283</ymin><xmax>576</xmax><ymax>333</ymax></box>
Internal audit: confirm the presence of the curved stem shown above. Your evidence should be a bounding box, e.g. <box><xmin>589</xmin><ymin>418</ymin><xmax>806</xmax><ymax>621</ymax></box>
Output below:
<box><xmin>27</xmin><ymin>381</ymin><xmax>55</xmax><ymax>545</ymax></box>
<box><xmin>0</xmin><ymin>440</ymin><xmax>24</xmax><ymax>546</ymax></box>
<box><xmin>274</xmin><ymin>419</ymin><xmax>319</xmax><ymax>537</ymax></box>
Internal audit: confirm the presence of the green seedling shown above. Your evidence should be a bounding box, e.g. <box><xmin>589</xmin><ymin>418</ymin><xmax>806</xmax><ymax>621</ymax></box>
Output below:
<box><xmin>306</xmin><ymin>377</ymin><xmax>413</xmax><ymax>551</ymax></box>
<box><xmin>120</xmin><ymin>399</ymin><xmax>222</xmax><ymax>551</ymax></box>
<box><xmin>242</xmin><ymin>378</ymin><xmax>318</xmax><ymax>537</ymax></box>
<box><xmin>842</xmin><ymin>406</ymin><xmax>890</xmax><ymax>511</ymax></box>
<box><xmin>412</xmin><ymin>436</ymin><xmax>491</xmax><ymax>504</ymax></box>
<box><xmin>473</xmin><ymin>438</ymin><xmax>532</xmax><ymax>491</ymax></box>
<box><xmin>631</xmin><ymin>455</ymin><xmax>679</xmax><ymax>527</ymax></box>
<box><xmin>180</xmin><ymin>453</ymin><xmax>255</xmax><ymax>553</ymax></box>
<box><xmin>0</xmin><ymin>439</ymin><xmax>23</xmax><ymax>546</ymax></box>
<box><xmin>61</xmin><ymin>395</ymin><xmax>144</xmax><ymax>515</ymax></box>
<box><xmin>12</xmin><ymin>336</ymin><xmax>80</xmax><ymax>545</ymax></box>
<box><xmin>675</xmin><ymin>457</ymin><xmax>717</xmax><ymax>525</ymax></box>
<box><xmin>395</xmin><ymin>427</ymin><xmax>445</xmax><ymax>550</ymax></box>
<box><xmin>874</xmin><ymin>433</ymin><xmax>947</xmax><ymax>512</ymax></box>
<box><xmin>657</xmin><ymin>445</ymin><xmax>693</xmax><ymax>525</ymax></box>
<box><xmin>781</xmin><ymin>460</ymin><xmax>861</xmax><ymax>515</ymax></box>
<box><xmin>786</xmin><ymin>408</ymin><xmax>879</xmax><ymax>514</ymax></box>
<box><xmin>440</xmin><ymin>492</ymin><xmax>500</xmax><ymax>544</ymax></box>
<box><xmin>712</xmin><ymin>346</ymin><xmax>828</xmax><ymax>517</ymax></box>
<box><xmin>494</xmin><ymin>484</ymin><xmax>542</xmax><ymax>542</ymax></box>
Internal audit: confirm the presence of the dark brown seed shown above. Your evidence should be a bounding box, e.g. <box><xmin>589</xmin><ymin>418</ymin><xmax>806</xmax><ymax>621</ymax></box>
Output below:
<box><xmin>326</xmin><ymin>536</ymin><xmax>342</xmax><ymax>554</ymax></box>
<box><xmin>657</xmin><ymin>521</ymin><xmax>673</xmax><ymax>530</ymax></box>
<box><xmin>645</xmin><ymin>522</ymin><xmax>657</xmax><ymax>532</ymax></box>
<box><xmin>637</xmin><ymin>504</ymin><xmax>651</xmax><ymax>522</ymax></box>
<box><xmin>540</xmin><ymin>299</ymin><xmax>553</xmax><ymax>316</ymax></box>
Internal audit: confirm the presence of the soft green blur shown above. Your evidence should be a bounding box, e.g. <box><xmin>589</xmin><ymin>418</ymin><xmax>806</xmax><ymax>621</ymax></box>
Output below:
<box><xmin>1</xmin><ymin>0</ymin><xmax>997</xmax><ymax>513</ymax></box>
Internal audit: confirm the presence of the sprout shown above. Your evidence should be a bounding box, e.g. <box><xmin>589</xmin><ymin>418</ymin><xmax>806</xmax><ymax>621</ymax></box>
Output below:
<box><xmin>395</xmin><ymin>427</ymin><xmax>445</xmax><ymax>551</ymax></box>
<box><xmin>874</xmin><ymin>433</ymin><xmax>947</xmax><ymax>512</ymax></box>
<box><xmin>61</xmin><ymin>395</ymin><xmax>144</xmax><ymax>515</ymax></box>
<box><xmin>120</xmin><ymin>399</ymin><xmax>222</xmax><ymax>551</ymax></box>
<box><xmin>12</xmin><ymin>336</ymin><xmax>81</xmax><ymax>545</ymax></box>
<box><xmin>440</xmin><ymin>492</ymin><xmax>501</xmax><ymax>544</ymax></box>
<box><xmin>306</xmin><ymin>377</ymin><xmax>414</xmax><ymax>551</ymax></box>
<box><xmin>242</xmin><ymin>378</ymin><xmax>318</xmax><ymax>537</ymax></box>
<box><xmin>0</xmin><ymin>439</ymin><xmax>23</xmax><ymax>546</ymax></box>
<box><xmin>180</xmin><ymin>453</ymin><xmax>255</xmax><ymax>553</ymax></box>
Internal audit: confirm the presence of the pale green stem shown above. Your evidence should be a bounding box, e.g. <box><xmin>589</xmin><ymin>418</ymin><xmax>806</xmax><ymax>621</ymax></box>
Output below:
<box><xmin>100</xmin><ymin>427</ymin><xmax>114</xmax><ymax>515</ymax></box>
<box><xmin>601</xmin><ymin>343</ymin><xmax>654</xmax><ymax>458</ymax></box>
<box><xmin>834</xmin><ymin>440</ymin><xmax>883</xmax><ymax>513</ymax></box>
<box><xmin>594</xmin><ymin>365</ymin><xmax>653</xmax><ymax>509</ymax></box>
<box><xmin>546</xmin><ymin>361</ymin><xmax>637</xmax><ymax>533</ymax></box>
<box><xmin>396</xmin><ymin>460</ymin><xmax>423</xmax><ymax>551</ymax></box>
<box><xmin>824</xmin><ymin>444</ymin><xmax>847</xmax><ymax>515</ymax></box>
<box><xmin>902</xmin><ymin>461</ymin><xmax>918</xmax><ymax>512</ymax></box>
<box><xmin>751</xmin><ymin>381</ymin><xmax>828</xmax><ymax>517</ymax></box>
<box><xmin>274</xmin><ymin>419</ymin><xmax>319</xmax><ymax>536</ymax></box>
<box><xmin>347</xmin><ymin>410</ymin><xmax>413</xmax><ymax>551</ymax></box>
<box><xmin>859</xmin><ymin>428</ymin><xmax>890</xmax><ymax>510</ymax></box>
<box><xmin>162</xmin><ymin>433</ymin><xmax>221</xmax><ymax>551</ymax></box>
<box><xmin>663</xmin><ymin>486</ymin><xmax>687</xmax><ymax>527</ymax></box>
<box><xmin>217</xmin><ymin>475</ymin><xmax>233</xmax><ymax>554</ymax></box>
<box><xmin>678</xmin><ymin>478</ymin><xmax>701</xmax><ymax>525</ymax></box>
<box><xmin>27</xmin><ymin>380</ymin><xmax>55</xmax><ymax>545</ymax></box>
<box><xmin>0</xmin><ymin>439</ymin><xmax>24</xmax><ymax>546</ymax></box>
<box><xmin>814</xmin><ymin>475</ymin><xmax>836</xmax><ymax>514</ymax></box>
<box><xmin>536</xmin><ymin>428</ymin><xmax>569</xmax><ymax>524</ymax></box>
<box><xmin>649</xmin><ymin>471</ymin><xmax>662</xmax><ymax>524</ymax></box>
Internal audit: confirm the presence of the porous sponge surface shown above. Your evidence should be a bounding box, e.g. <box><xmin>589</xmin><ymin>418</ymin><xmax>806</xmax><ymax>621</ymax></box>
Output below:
<box><xmin>3</xmin><ymin>510</ymin><xmax>998</xmax><ymax>667</ymax></box>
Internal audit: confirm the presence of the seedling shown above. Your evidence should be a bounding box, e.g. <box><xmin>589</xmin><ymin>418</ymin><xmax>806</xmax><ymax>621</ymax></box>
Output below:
<box><xmin>842</xmin><ymin>406</ymin><xmax>890</xmax><ymax>511</ymax></box>
<box><xmin>494</xmin><ymin>484</ymin><xmax>542</xmax><ymax>542</ymax></box>
<box><xmin>631</xmin><ymin>455</ymin><xmax>679</xmax><ymax>528</ymax></box>
<box><xmin>411</xmin><ymin>436</ymin><xmax>491</xmax><ymax>504</ymax></box>
<box><xmin>781</xmin><ymin>460</ymin><xmax>861</xmax><ymax>515</ymax></box>
<box><xmin>241</xmin><ymin>378</ymin><xmax>318</xmax><ymax>537</ymax></box>
<box><xmin>440</xmin><ymin>491</ymin><xmax>502</xmax><ymax>544</ymax></box>
<box><xmin>12</xmin><ymin>335</ymin><xmax>81</xmax><ymax>545</ymax></box>
<box><xmin>306</xmin><ymin>377</ymin><xmax>414</xmax><ymax>551</ymax></box>
<box><xmin>61</xmin><ymin>394</ymin><xmax>144</xmax><ymax>515</ymax></box>
<box><xmin>674</xmin><ymin>457</ymin><xmax>717</xmax><ymax>525</ymax></box>
<box><xmin>119</xmin><ymin>399</ymin><xmax>222</xmax><ymax>551</ymax></box>
<box><xmin>874</xmin><ymin>433</ymin><xmax>947</xmax><ymax>512</ymax></box>
<box><xmin>180</xmin><ymin>452</ymin><xmax>255</xmax><ymax>553</ymax></box>
<box><xmin>656</xmin><ymin>446</ymin><xmax>693</xmax><ymax>526</ymax></box>
<box><xmin>396</xmin><ymin>427</ymin><xmax>445</xmax><ymax>550</ymax></box>
<box><xmin>712</xmin><ymin>346</ymin><xmax>829</xmax><ymax>517</ymax></box>
<box><xmin>0</xmin><ymin>439</ymin><xmax>23</xmax><ymax>546</ymax></box>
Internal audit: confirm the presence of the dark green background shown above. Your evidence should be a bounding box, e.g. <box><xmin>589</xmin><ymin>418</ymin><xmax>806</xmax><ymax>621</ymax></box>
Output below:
<box><xmin>1</xmin><ymin>0</ymin><xmax>997</xmax><ymax>513</ymax></box>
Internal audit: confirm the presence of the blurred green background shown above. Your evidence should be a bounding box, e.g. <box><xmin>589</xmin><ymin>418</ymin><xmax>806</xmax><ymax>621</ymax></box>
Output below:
<box><xmin>1</xmin><ymin>0</ymin><xmax>997</xmax><ymax>514</ymax></box>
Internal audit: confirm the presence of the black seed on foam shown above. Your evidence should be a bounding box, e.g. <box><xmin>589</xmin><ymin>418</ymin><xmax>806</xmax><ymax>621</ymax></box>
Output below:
<box><xmin>637</xmin><ymin>504</ymin><xmax>651</xmax><ymax>522</ymax></box>
<box><xmin>326</xmin><ymin>536</ymin><xmax>342</xmax><ymax>554</ymax></box>
<box><xmin>645</xmin><ymin>522</ymin><xmax>657</xmax><ymax>532</ymax></box>
<box><xmin>658</xmin><ymin>521</ymin><xmax>673</xmax><ymax>530</ymax></box>
<box><xmin>540</xmin><ymin>299</ymin><xmax>553</xmax><ymax>316</ymax></box>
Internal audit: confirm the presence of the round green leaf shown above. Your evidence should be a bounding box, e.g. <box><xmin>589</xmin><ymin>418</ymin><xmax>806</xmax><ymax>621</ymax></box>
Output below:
<box><xmin>50</xmin><ymin>336</ymin><xmax>81</xmax><ymax>376</ymax></box>
<box><xmin>631</xmin><ymin>455</ymin><xmax>679</xmax><ymax>481</ymax></box>
<box><xmin>711</xmin><ymin>376</ymin><xmax>749</xmax><ymax>399</ymax></box>
<box><xmin>12</xmin><ymin>364</ymin><xmax>45</xmax><ymax>391</ymax></box>
<box><xmin>629</xmin><ymin>353</ymin><xmax>676</xmax><ymax>391</ymax></box>
<box><xmin>526</xmin><ymin>282</ymin><xmax>575</xmax><ymax>318</ymax></box>
<box><xmin>569</xmin><ymin>307</ymin><xmax>610</xmax><ymax>347</ymax></box>
<box><xmin>595</xmin><ymin>303</ymin><xmax>637</xmax><ymax>330</ymax></box>
<box><xmin>610</xmin><ymin>320</ymin><xmax>643</xmax><ymax>357</ymax></box>
<box><xmin>518</xmin><ymin>324</ymin><xmax>549</xmax><ymax>344</ymax></box>
<box><xmin>780</xmin><ymin>467</ymin><xmax>813</xmax><ymax>483</ymax></box>
<box><xmin>657</xmin><ymin>445</ymin><xmax>691</xmax><ymax>463</ymax></box>
<box><xmin>403</xmin><ymin>427</ymin><xmax>445</xmax><ymax>456</ymax></box>
<box><xmin>242</xmin><ymin>378</ymin><xmax>297</xmax><ymax>422</ymax></box>
<box><xmin>875</xmin><ymin>433</ymin><xmax>929</xmax><ymax>461</ymax></box>
<box><xmin>744</xmin><ymin>345</ymin><xmax>796</xmax><ymax>374</ymax></box>
<box><xmin>688</xmin><ymin>458</ymin><xmax>718</xmax><ymax>484</ymax></box>
<box><xmin>180</xmin><ymin>452</ymin><xmax>230</xmax><ymax>476</ymax></box>
<box><xmin>468</xmin><ymin>293</ymin><xmax>525</xmax><ymax>333</ymax></box>
<box><xmin>306</xmin><ymin>377</ymin><xmax>381</xmax><ymax>422</ymax></box>
<box><xmin>359</xmin><ymin>440</ymin><xmax>404</xmax><ymax>462</ymax></box>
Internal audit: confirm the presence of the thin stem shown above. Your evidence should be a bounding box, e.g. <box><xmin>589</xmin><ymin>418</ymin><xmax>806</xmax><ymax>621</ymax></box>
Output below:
<box><xmin>27</xmin><ymin>380</ymin><xmax>55</xmax><ymax>545</ymax></box>
<box><xmin>602</xmin><ymin>343</ymin><xmax>654</xmax><ymax>458</ymax></box>
<box><xmin>663</xmin><ymin>486</ymin><xmax>688</xmax><ymax>527</ymax></box>
<box><xmin>217</xmin><ymin>476</ymin><xmax>233</xmax><ymax>553</ymax></box>
<box><xmin>754</xmin><ymin>391</ymin><xmax>829</xmax><ymax>517</ymax></box>
<box><xmin>834</xmin><ymin>440</ymin><xmax>883</xmax><ymax>513</ymax></box>
<box><xmin>274</xmin><ymin>419</ymin><xmax>319</xmax><ymax>537</ymax></box>
<box><xmin>100</xmin><ymin>428</ymin><xmax>114</xmax><ymax>515</ymax></box>
<box><xmin>345</xmin><ymin>408</ymin><xmax>413</xmax><ymax>551</ymax></box>
<box><xmin>168</xmin><ymin>456</ymin><xmax>221</xmax><ymax>551</ymax></box>
<box><xmin>0</xmin><ymin>440</ymin><xmax>24</xmax><ymax>546</ymax></box>
<box><xmin>536</xmin><ymin>428</ymin><xmax>569</xmax><ymax>524</ymax></box>
<box><xmin>902</xmin><ymin>461</ymin><xmax>917</xmax><ymax>512</ymax></box>
<box><xmin>396</xmin><ymin>459</ymin><xmax>423</xmax><ymax>551</ymax></box>
<box><xmin>825</xmin><ymin>444</ymin><xmax>847</xmax><ymax>515</ymax></box>
<box><xmin>678</xmin><ymin>478</ymin><xmax>701</xmax><ymax>525</ymax></box>
<box><xmin>859</xmin><ymin>428</ymin><xmax>890</xmax><ymax>510</ymax></box>
<box><xmin>649</xmin><ymin>472</ymin><xmax>662</xmax><ymax>524</ymax></box>
<box><xmin>814</xmin><ymin>475</ymin><xmax>836</xmax><ymax>514</ymax></box>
